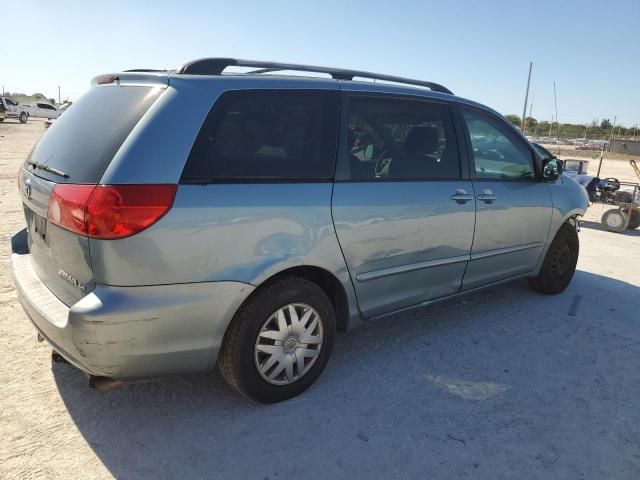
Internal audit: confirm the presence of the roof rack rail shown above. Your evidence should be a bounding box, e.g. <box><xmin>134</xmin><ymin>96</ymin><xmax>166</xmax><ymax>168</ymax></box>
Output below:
<box><xmin>123</xmin><ymin>69</ymin><xmax>170</xmax><ymax>73</ymax></box>
<box><xmin>176</xmin><ymin>58</ymin><xmax>453</xmax><ymax>95</ymax></box>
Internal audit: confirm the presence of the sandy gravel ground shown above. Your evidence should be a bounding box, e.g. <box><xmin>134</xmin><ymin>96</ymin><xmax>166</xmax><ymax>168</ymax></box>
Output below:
<box><xmin>1</xmin><ymin>119</ymin><xmax>639</xmax><ymax>479</ymax></box>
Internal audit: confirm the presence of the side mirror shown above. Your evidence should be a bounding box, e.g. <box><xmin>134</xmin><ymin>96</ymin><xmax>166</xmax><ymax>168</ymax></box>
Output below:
<box><xmin>542</xmin><ymin>158</ymin><xmax>561</xmax><ymax>180</ymax></box>
<box><xmin>364</xmin><ymin>144</ymin><xmax>374</xmax><ymax>160</ymax></box>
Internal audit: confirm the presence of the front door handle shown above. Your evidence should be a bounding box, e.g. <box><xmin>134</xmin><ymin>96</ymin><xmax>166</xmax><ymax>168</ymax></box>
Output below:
<box><xmin>477</xmin><ymin>189</ymin><xmax>497</xmax><ymax>203</ymax></box>
<box><xmin>450</xmin><ymin>189</ymin><xmax>474</xmax><ymax>204</ymax></box>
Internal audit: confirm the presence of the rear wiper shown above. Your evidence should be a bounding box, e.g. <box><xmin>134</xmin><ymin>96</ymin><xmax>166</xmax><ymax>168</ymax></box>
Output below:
<box><xmin>26</xmin><ymin>160</ymin><xmax>69</xmax><ymax>179</ymax></box>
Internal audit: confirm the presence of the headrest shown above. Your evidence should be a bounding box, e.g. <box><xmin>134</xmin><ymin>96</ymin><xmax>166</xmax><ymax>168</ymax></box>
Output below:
<box><xmin>403</xmin><ymin>126</ymin><xmax>439</xmax><ymax>155</ymax></box>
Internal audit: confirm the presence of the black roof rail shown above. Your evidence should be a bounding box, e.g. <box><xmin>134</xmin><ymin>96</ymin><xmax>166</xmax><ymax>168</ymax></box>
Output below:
<box><xmin>176</xmin><ymin>58</ymin><xmax>453</xmax><ymax>95</ymax></box>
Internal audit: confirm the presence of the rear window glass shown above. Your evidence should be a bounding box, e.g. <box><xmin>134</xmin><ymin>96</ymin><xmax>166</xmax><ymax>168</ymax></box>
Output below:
<box><xmin>25</xmin><ymin>86</ymin><xmax>163</xmax><ymax>184</ymax></box>
<box><xmin>182</xmin><ymin>89</ymin><xmax>339</xmax><ymax>181</ymax></box>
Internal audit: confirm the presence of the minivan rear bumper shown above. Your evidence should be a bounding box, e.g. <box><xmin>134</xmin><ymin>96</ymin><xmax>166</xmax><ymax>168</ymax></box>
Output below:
<box><xmin>11</xmin><ymin>231</ymin><xmax>254</xmax><ymax>379</ymax></box>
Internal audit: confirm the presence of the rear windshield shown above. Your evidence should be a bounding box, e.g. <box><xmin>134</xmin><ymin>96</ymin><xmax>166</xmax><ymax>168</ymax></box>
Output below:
<box><xmin>24</xmin><ymin>85</ymin><xmax>163</xmax><ymax>184</ymax></box>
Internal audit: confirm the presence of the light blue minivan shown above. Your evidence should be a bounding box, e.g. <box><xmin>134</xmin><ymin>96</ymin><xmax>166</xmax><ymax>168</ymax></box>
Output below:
<box><xmin>11</xmin><ymin>59</ymin><xmax>588</xmax><ymax>402</ymax></box>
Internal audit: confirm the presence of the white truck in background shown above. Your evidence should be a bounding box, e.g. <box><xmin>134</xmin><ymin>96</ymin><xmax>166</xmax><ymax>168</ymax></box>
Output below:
<box><xmin>0</xmin><ymin>96</ymin><xmax>30</xmax><ymax>123</ymax></box>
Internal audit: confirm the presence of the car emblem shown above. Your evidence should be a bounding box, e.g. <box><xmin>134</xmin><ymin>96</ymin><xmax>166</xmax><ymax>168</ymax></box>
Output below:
<box><xmin>58</xmin><ymin>269</ymin><xmax>87</xmax><ymax>292</ymax></box>
<box><xmin>23</xmin><ymin>178</ymin><xmax>32</xmax><ymax>199</ymax></box>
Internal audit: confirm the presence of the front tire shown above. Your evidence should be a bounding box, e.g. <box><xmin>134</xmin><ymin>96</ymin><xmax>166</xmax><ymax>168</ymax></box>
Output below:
<box><xmin>528</xmin><ymin>222</ymin><xmax>579</xmax><ymax>294</ymax></box>
<box><xmin>19</xmin><ymin>112</ymin><xmax>28</xmax><ymax>123</ymax></box>
<box><xmin>218</xmin><ymin>276</ymin><xmax>336</xmax><ymax>403</ymax></box>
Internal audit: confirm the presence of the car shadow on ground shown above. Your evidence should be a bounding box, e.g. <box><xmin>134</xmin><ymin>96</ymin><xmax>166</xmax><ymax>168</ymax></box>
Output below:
<box><xmin>580</xmin><ymin>219</ymin><xmax>640</xmax><ymax>236</ymax></box>
<box><xmin>52</xmin><ymin>271</ymin><xmax>640</xmax><ymax>479</ymax></box>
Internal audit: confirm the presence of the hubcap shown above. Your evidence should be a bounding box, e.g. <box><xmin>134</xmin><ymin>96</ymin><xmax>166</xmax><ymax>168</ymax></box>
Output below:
<box><xmin>606</xmin><ymin>212</ymin><xmax>623</xmax><ymax>228</ymax></box>
<box><xmin>254</xmin><ymin>303</ymin><xmax>323</xmax><ymax>385</ymax></box>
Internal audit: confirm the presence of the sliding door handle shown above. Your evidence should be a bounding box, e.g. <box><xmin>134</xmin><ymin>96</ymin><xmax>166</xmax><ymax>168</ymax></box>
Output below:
<box><xmin>450</xmin><ymin>189</ymin><xmax>474</xmax><ymax>204</ymax></box>
<box><xmin>477</xmin><ymin>189</ymin><xmax>497</xmax><ymax>203</ymax></box>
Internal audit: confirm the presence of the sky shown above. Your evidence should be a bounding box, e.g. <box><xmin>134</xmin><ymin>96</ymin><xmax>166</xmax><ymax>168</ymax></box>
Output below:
<box><xmin>3</xmin><ymin>0</ymin><xmax>639</xmax><ymax>126</ymax></box>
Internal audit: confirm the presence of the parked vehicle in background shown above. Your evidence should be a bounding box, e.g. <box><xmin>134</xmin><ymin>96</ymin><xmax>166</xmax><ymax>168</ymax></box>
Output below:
<box><xmin>10</xmin><ymin>58</ymin><xmax>589</xmax><ymax>403</ymax></box>
<box><xmin>576</xmin><ymin>141</ymin><xmax>608</xmax><ymax>151</ymax></box>
<box><xmin>57</xmin><ymin>102</ymin><xmax>72</xmax><ymax>113</ymax></box>
<box><xmin>0</xmin><ymin>100</ymin><xmax>6</xmax><ymax>122</ymax></box>
<box><xmin>23</xmin><ymin>102</ymin><xmax>63</xmax><ymax>120</ymax></box>
<box><xmin>0</xmin><ymin>96</ymin><xmax>29</xmax><ymax>123</ymax></box>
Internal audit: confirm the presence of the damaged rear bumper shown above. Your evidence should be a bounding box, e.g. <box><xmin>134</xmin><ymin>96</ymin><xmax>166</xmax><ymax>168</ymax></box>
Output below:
<box><xmin>10</xmin><ymin>235</ymin><xmax>254</xmax><ymax>379</ymax></box>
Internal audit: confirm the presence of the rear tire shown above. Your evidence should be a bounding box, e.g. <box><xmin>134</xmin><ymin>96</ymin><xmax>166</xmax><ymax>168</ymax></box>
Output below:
<box><xmin>19</xmin><ymin>112</ymin><xmax>28</xmax><ymax>123</ymax></box>
<box><xmin>528</xmin><ymin>222</ymin><xmax>579</xmax><ymax>295</ymax></box>
<box><xmin>601</xmin><ymin>208</ymin><xmax>629</xmax><ymax>232</ymax></box>
<box><xmin>218</xmin><ymin>276</ymin><xmax>335</xmax><ymax>403</ymax></box>
<box><xmin>627</xmin><ymin>210</ymin><xmax>640</xmax><ymax>230</ymax></box>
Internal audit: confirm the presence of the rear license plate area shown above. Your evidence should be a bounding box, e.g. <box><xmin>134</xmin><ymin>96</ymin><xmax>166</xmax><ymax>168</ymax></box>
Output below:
<box><xmin>30</xmin><ymin>212</ymin><xmax>48</xmax><ymax>243</ymax></box>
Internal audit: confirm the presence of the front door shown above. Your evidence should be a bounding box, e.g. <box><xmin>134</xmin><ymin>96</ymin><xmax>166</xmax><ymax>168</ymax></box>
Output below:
<box><xmin>460</xmin><ymin>107</ymin><xmax>552</xmax><ymax>290</ymax></box>
<box><xmin>332</xmin><ymin>93</ymin><xmax>476</xmax><ymax>318</ymax></box>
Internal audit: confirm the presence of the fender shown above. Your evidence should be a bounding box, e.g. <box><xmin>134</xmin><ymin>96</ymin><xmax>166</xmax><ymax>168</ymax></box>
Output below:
<box><xmin>533</xmin><ymin>175</ymin><xmax>589</xmax><ymax>275</ymax></box>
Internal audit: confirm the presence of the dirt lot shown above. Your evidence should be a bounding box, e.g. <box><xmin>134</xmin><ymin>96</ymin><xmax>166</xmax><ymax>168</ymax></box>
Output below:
<box><xmin>1</xmin><ymin>119</ymin><xmax>639</xmax><ymax>479</ymax></box>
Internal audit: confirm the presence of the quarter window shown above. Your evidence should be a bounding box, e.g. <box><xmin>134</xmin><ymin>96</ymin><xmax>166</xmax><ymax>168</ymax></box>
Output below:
<box><xmin>183</xmin><ymin>90</ymin><xmax>339</xmax><ymax>181</ymax></box>
<box><xmin>463</xmin><ymin>109</ymin><xmax>535</xmax><ymax>179</ymax></box>
<box><xmin>346</xmin><ymin>96</ymin><xmax>460</xmax><ymax>180</ymax></box>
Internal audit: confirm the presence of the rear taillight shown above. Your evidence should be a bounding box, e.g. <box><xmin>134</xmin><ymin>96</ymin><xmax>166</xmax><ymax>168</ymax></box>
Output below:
<box><xmin>48</xmin><ymin>184</ymin><xmax>94</xmax><ymax>235</ymax></box>
<box><xmin>48</xmin><ymin>184</ymin><xmax>176</xmax><ymax>239</ymax></box>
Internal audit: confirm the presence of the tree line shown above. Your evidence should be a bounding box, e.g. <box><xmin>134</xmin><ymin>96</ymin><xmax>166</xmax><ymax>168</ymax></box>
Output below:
<box><xmin>503</xmin><ymin>114</ymin><xmax>638</xmax><ymax>141</ymax></box>
<box><xmin>2</xmin><ymin>92</ymin><xmax>57</xmax><ymax>105</ymax></box>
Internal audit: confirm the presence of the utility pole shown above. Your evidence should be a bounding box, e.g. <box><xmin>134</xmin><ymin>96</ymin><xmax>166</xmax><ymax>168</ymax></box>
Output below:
<box><xmin>553</xmin><ymin>82</ymin><xmax>560</xmax><ymax>154</ymax></box>
<box><xmin>521</xmin><ymin>62</ymin><xmax>532</xmax><ymax>134</ymax></box>
<box><xmin>548</xmin><ymin>115</ymin><xmax>554</xmax><ymax>138</ymax></box>
<box><xmin>528</xmin><ymin>95</ymin><xmax>533</xmax><ymax>119</ymax></box>
<box><xmin>608</xmin><ymin>116</ymin><xmax>617</xmax><ymax>151</ymax></box>
<box><xmin>58</xmin><ymin>85</ymin><xmax>61</xmax><ymax>104</ymax></box>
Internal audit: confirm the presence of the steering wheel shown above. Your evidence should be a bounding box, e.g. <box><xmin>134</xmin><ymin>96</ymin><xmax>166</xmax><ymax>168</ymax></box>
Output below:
<box><xmin>374</xmin><ymin>151</ymin><xmax>390</xmax><ymax>177</ymax></box>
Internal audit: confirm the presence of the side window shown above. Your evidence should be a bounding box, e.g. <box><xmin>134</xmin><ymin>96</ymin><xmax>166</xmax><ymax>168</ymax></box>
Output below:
<box><xmin>182</xmin><ymin>90</ymin><xmax>339</xmax><ymax>181</ymax></box>
<box><xmin>463</xmin><ymin>109</ymin><xmax>535</xmax><ymax>179</ymax></box>
<box><xmin>5</xmin><ymin>98</ymin><xmax>17</xmax><ymax>106</ymax></box>
<box><xmin>346</xmin><ymin>96</ymin><xmax>460</xmax><ymax>180</ymax></box>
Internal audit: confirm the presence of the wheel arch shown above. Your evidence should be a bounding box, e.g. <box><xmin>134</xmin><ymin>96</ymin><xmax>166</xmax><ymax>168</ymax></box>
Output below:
<box><xmin>252</xmin><ymin>265</ymin><xmax>353</xmax><ymax>333</ymax></box>
<box><xmin>532</xmin><ymin>210</ymin><xmax>582</xmax><ymax>276</ymax></box>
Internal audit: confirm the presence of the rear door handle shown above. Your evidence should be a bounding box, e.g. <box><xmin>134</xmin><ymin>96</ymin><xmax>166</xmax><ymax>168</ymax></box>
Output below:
<box><xmin>450</xmin><ymin>189</ymin><xmax>474</xmax><ymax>204</ymax></box>
<box><xmin>477</xmin><ymin>189</ymin><xmax>497</xmax><ymax>203</ymax></box>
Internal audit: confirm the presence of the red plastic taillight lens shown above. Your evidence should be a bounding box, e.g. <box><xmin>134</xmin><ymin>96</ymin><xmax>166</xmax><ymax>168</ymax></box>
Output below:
<box><xmin>48</xmin><ymin>184</ymin><xmax>94</xmax><ymax>235</ymax></box>
<box><xmin>48</xmin><ymin>184</ymin><xmax>177</xmax><ymax>239</ymax></box>
<box><xmin>96</xmin><ymin>74</ymin><xmax>118</xmax><ymax>85</ymax></box>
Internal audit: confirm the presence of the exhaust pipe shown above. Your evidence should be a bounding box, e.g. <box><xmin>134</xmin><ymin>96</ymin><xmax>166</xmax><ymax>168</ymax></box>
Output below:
<box><xmin>89</xmin><ymin>375</ymin><xmax>125</xmax><ymax>393</ymax></box>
